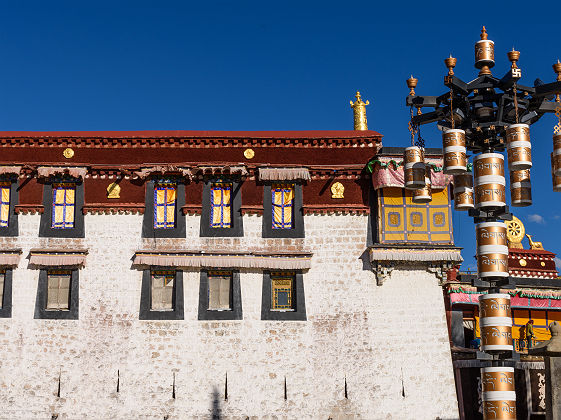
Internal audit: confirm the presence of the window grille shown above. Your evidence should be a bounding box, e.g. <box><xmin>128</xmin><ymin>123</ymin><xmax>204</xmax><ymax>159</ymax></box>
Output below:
<box><xmin>52</xmin><ymin>183</ymin><xmax>76</xmax><ymax>229</ymax></box>
<box><xmin>272</xmin><ymin>184</ymin><xmax>294</xmax><ymax>229</ymax></box>
<box><xmin>210</xmin><ymin>183</ymin><xmax>232</xmax><ymax>228</ymax></box>
<box><xmin>154</xmin><ymin>184</ymin><xmax>177</xmax><ymax>229</ymax></box>
<box><xmin>271</xmin><ymin>272</ymin><xmax>294</xmax><ymax>310</ymax></box>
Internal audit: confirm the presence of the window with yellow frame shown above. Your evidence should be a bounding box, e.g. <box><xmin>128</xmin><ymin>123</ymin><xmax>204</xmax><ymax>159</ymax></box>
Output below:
<box><xmin>271</xmin><ymin>272</ymin><xmax>294</xmax><ymax>310</ymax></box>
<box><xmin>154</xmin><ymin>183</ymin><xmax>177</xmax><ymax>229</ymax></box>
<box><xmin>210</xmin><ymin>183</ymin><xmax>232</xmax><ymax>228</ymax></box>
<box><xmin>0</xmin><ymin>182</ymin><xmax>10</xmax><ymax>228</ymax></box>
<box><xmin>272</xmin><ymin>184</ymin><xmax>294</xmax><ymax>229</ymax></box>
<box><xmin>52</xmin><ymin>183</ymin><xmax>76</xmax><ymax>229</ymax></box>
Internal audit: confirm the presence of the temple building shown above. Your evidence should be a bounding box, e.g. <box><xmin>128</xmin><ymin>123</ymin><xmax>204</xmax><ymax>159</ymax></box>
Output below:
<box><xmin>445</xmin><ymin>215</ymin><xmax>560</xmax><ymax>419</ymax></box>
<box><xmin>0</xmin><ymin>94</ymin><xmax>466</xmax><ymax>419</ymax></box>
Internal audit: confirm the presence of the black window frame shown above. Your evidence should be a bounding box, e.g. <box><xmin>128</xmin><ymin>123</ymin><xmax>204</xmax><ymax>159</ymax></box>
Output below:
<box><xmin>0</xmin><ymin>176</ymin><xmax>18</xmax><ymax>237</ymax></box>
<box><xmin>139</xmin><ymin>269</ymin><xmax>184</xmax><ymax>320</ymax></box>
<box><xmin>0</xmin><ymin>268</ymin><xmax>13</xmax><ymax>318</ymax></box>
<box><xmin>261</xmin><ymin>271</ymin><xmax>306</xmax><ymax>321</ymax></box>
<box><xmin>142</xmin><ymin>179</ymin><xmax>186</xmax><ymax>238</ymax></box>
<box><xmin>39</xmin><ymin>179</ymin><xmax>85</xmax><ymax>238</ymax></box>
<box><xmin>200</xmin><ymin>178</ymin><xmax>243</xmax><ymax>237</ymax></box>
<box><xmin>198</xmin><ymin>269</ymin><xmax>242</xmax><ymax>320</ymax></box>
<box><xmin>262</xmin><ymin>183</ymin><xmax>304</xmax><ymax>238</ymax></box>
<box><xmin>34</xmin><ymin>268</ymin><xmax>79</xmax><ymax>320</ymax></box>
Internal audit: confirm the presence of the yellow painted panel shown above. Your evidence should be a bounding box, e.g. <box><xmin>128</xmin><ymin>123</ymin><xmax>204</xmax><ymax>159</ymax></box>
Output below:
<box><xmin>384</xmin><ymin>232</ymin><xmax>406</xmax><ymax>241</ymax></box>
<box><xmin>383</xmin><ymin>207</ymin><xmax>404</xmax><ymax>232</ymax></box>
<box><xmin>549</xmin><ymin>311</ymin><xmax>561</xmax><ymax>323</ymax></box>
<box><xmin>531</xmin><ymin>310</ymin><xmax>547</xmax><ymax>327</ymax></box>
<box><xmin>431</xmin><ymin>233</ymin><xmax>452</xmax><ymax>242</ymax></box>
<box><xmin>381</xmin><ymin>188</ymin><xmax>404</xmax><ymax>206</ymax></box>
<box><xmin>404</xmin><ymin>189</ymin><xmax>414</xmax><ymax>205</ymax></box>
<box><xmin>513</xmin><ymin>309</ymin><xmax>530</xmax><ymax>326</ymax></box>
<box><xmin>429</xmin><ymin>207</ymin><xmax>450</xmax><ymax>232</ymax></box>
<box><xmin>430</xmin><ymin>187</ymin><xmax>449</xmax><ymax>205</ymax></box>
<box><xmin>407</xmin><ymin>233</ymin><xmax>430</xmax><ymax>241</ymax></box>
<box><xmin>406</xmin><ymin>207</ymin><xmax>427</xmax><ymax>232</ymax></box>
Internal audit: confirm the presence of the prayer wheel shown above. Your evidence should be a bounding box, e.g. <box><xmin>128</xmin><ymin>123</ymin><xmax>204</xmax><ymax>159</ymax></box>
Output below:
<box><xmin>474</xmin><ymin>176</ymin><xmax>506</xmax><ymax>209</ymax></box>
<box><xmin>482</xmin><ymin>395</ymin><xmax>517</xmax><ymax>419</ymax></box>
<box><xmin>552</xmin><ymin>153</ymin><xmax>561</xmax><ymax>192</ymax></box>
<box><xmin>479</xmin><ymin>293</ymin><xmax>511</xmax><ymax>318</ymax></box>
<box><xmin>404</xmin><ymin>146</ymin><xmax>426</xmax><ymax>189</ymax></box>
<box><xmin>412</xmin><ymin>165</ymin><xmax>432</xmax><ymax>203</ymax></box>
<box><xmin>477</xmin><ymin>245</ymin><xmax>509</xmax><ymax>278</ymax></box>
<box><xmin>474</xmin><ymin>153</ymin><xmax>504</xmax><ymax>178</ymax></box>
<box><xmin>509</xmin><ymin>169</ymin><xmax>532</xmax><ymax>207</ymax></box>
<box><xmin>481</xmin><ymin>367</ymin><xmax>515</xmax><ymax>393</ymax></box>
<box><xmin>553</xmin><ymin>134</ymin><xmax>561</xmax><ymax>176</ymax></box>
<box><xmin>480</xmin><ymin>317</ymin><xmax>513</xmax><ymax>352</ymax></box>
<box><xmin>506</xmin><ymin>124</ymin><xmax>532</xmax><ymax>170</ymax></box>
<box><xmin>453</xmin><ymin>173</ymin><xmax>474</xmax><ymax>210</ymax></box>
<box><xmin>475</xmin><ymin>39</ymin><xmax>495</xmax><ymax>69</ymax></box>
<box><xmin>442</xmin><ymin>129</ymin><xmax>467</xmax><ymax>174</ymax></box>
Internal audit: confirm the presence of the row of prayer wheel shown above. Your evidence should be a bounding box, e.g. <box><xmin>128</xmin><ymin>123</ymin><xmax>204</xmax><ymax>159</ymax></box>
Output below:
<box><xmin>481</xmin><ymin>366</ymin><xmax>517</xmax><ymax>419</ymax></box>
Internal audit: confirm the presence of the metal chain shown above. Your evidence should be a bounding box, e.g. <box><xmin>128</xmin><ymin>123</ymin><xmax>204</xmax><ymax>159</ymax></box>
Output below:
<box><xmin>450</xmin><ymin>89</ymin><xmax>455</xmax><ymax>129</ymax></box>
<box><xmin>408</xmin><ymin>106</ymin><xmax>417</xmax><ymax>146</ymax></box>
<box><xmin>513</xmin><ymin>82</ymin><xmax>519</xmax><ymax>124</ymax></box>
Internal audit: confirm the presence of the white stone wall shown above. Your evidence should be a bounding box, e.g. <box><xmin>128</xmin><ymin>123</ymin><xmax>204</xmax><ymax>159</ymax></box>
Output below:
<box><xmin>0</xmin><ymin>213</ymin><xmax>458</xmax><ymax>419</ymax></box>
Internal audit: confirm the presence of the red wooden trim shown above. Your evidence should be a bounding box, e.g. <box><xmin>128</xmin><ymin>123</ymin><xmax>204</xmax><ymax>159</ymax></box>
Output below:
<box><xmin>181</xmin><ymin>205</ymin><xmax>202</xmax><ymax>215</ymax></box>
<box><xmin>241</xmin><ymin>205</ymin><xmax>264</xmax><ymax>215</ymax></box>
<box><xmin>303</xmin><ymin>204</ymin><xmax>369</xmax><ymax>215</ymax></box>
<box><xmin>82</xmin><ymin>204</ymin><xmax>145</xmax><ymax>215</ymax></box>
<box><xmin>14</xmin><ymin>204</ymin><xmax>44</xmax><ymax>215</ymax></box>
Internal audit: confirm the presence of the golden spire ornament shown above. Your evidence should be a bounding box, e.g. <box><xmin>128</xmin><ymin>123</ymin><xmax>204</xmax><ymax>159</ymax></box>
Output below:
<box><xmin>350</xmin><ymin>91</ymin><xmax>370</xmax><ymax>130</ymax></box>
<box><xmin>475</xmin><ymin>26</ymin><xmax>495</xmax><ymax>76</ymax></box>
<box><xmin>445</xmin><ymin>55</ymin><xmax>457</xmax><ymax>76</ymax></box>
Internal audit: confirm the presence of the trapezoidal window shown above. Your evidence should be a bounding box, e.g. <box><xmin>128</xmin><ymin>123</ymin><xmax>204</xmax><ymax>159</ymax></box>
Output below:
<box><xmin>271</xmin><ymin>272</ymin><xmax>294</xmax><ymax>310</ymax></box>
<box><xmin>210</xmin><ymin>183</ymin><xmax>232</xmax><ymax>228</ymax></box>
<box><xmin>51</xmin><ymin>184</ymin><xmax>76</xmax><ymax>229</ymax></box>
<box><xmin>151</xmin><ymin>270</ymin><xmax>175</xmax><ymax>311</ymax></box>
<box><xmin>0</xmin><ymin>182</ymin><xmax>10</xmax><ymax>228</ymax></box>
<box><xmin>46</xmin><ymin>270</ymin><xmax>71</xmax><ymax>311</ymax></box>
<box><xmin>272</xmin><ymin>184</ymin><xmax>294</xmax><ymax>229</ymax></box>
<box><xmin>207</xmin><ymin>270</ymin><xmax>232</xmax><ymax>311</ymax></box>
<box><xmin>153</xmin><ymin>183</ymin><xmax>177</xmax><ymax>229</ymax></box>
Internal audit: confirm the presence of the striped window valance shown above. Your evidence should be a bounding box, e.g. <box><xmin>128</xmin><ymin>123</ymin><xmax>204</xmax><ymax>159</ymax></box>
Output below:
<box><xmin>133</xmin><ymin>250</ymin><xmax>312</xmax><ymax>270</ymax></box>
<box><xmin>0</xmin><ymin>249</ymin><xmax>22</xmax><ymax>267</ymax></box>
<box><xmin>258</xmin><ymin>167</ymin><xmax>311</xmax><ymax>182</ymax></box>
<box><xmin>29</xmin><ymin>249</ymin><xmax>88</xmax><ymax>267</ymax></box>
<box><xmin>37</xmin><ymin>166</ymin><xmax>88</xmax><ymax>179</ymax></box>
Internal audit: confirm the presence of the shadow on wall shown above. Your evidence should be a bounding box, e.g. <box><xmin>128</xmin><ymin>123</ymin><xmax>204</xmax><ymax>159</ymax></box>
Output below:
<box><xmin>210</xmin><ymin>387</ymin><xmax>222</xmax><ymax>420</ymax></box>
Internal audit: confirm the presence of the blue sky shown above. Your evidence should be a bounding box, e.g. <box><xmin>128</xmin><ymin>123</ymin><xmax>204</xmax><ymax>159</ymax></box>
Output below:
<box><xmin>0</xmin><ymin>1</ymin><xmax>560</xmax><ymax>270</ymax></box>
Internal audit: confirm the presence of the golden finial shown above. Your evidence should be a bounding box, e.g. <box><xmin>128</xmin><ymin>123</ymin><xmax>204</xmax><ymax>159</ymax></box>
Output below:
<box><xmin>350</xmin><ymin>91</ymin><xmax>369</xmax><ymax>130</ymax></box>
<box><xmin>475</xmin><ymin>26</ymin><xmax>494</xmax><ymax>76</ymax></box>
<box><xmin>480</xmin><ymin>26</ymin><xmax>488</xmax><ymax>40</ymax></box>
<box><xmin>406</xmin><ymin>75</ymin><xmax>418</xmax><ymax>96</ymax></box>
<box><xmin>554</xmin><ymin>60</ymin><xmax>561</xmax><ymax>102</ymax></box>
<box><xmin>445</xmin><ymin>55</ymin><xmax>457</xmax><ymax>76</ymax></box>
<box><xmin>508</xmin><ymin>48</ymin><xmax>520</xmax><ymax>69</ymax></box>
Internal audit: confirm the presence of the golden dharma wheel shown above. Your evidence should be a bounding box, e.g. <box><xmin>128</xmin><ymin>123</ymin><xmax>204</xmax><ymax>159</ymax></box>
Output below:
<box><xmin>480</xmin><ymin>367</ymin><xmax>515</xmax><ymax>393</ymax></box>
<box><xmin>505</xmin><ymin>215</ymin><xmax>525</xmax><ymax>246</ymax></box>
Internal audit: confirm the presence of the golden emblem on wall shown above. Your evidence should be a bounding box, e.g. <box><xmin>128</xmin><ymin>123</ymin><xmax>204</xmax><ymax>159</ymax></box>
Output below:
<box><xmin>244</xmin><ymin>148</ymin><xmax>255</xmax><ymax>159</ymax></box>
<box><xmin>434</xmin><ymin>213</ymin><xmax>444</xmax><ymax>226</ymax></box>
<box><xmin>505</xmin><ymin>215</ymin><xmax>525</xmax><ymax>249</ymax></box>
<box><xmin>331</xmin><ymin>182</ymin><xmax>344</xmax><ymax>199</ymax></box>
<box><xmin>63</xmin><ymin>148</ymin><xmax>75</xmax><ymax>159</ymax></box>
<box><xmin>519</xmin><ymin>259</ymin><xmax>527</xmax><ymax>267</ymax></box>
<box><xmin>107</xmin><ymin>182</ymin><xmax>121</xmax><ymax>199</ymax></box>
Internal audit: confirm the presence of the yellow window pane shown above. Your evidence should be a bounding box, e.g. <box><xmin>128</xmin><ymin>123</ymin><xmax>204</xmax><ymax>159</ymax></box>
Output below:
<box><xmin>212</xmin><ymin>206</ymin><xmax>222</xmax><ymax>225</ymax></box>
<box><xmin>156</xmin><ymin>189</ymin><xmax>166</xmax><ymax>205</ymax></box>
<box><xmin>212</xmin><ymin>188</ymin><xmax>222</xmax><ymax>205</ymax></box>
<box><xmin>1</xmin><ymin>186</ymin><xmax>9</xmax><ymax>204</ymax></box>
<box><xmin>273</xmin><ymin>206</ymin><xmax>283</xmax><ymax>224</ymax></box>
<box><xmin>166</xmin><ymin>188</ymin><xmax>176</xmax><ymax>204</ymax></box>
<box><xmin>222</xmin><ymin>207</ymin><xmax>231</xmax><ymax>226</ymax></box>
<box><xmin>283</xmin><ymin>188</ymin><xmax>294</xmax><ymax>205</ymax></box>
<box><xmin>156</xmin><ymin>206</ymin><xmax>165</xmax><ymax>223</ymax></box>
<box><xmin>274</xmin><ymin>190</ymin><xmax>283</xmax><ymax>206</ymax></box>
<box><xmin>0</xmin><ymin>204</ymin><xmax>9</xmax><ymax>224</ymax></box>
<box><xmin>222</xmin><ymin>188</ymin><xmax>231</xmax><ymax>205</ymax></box>
<box><xmin>65</xmin><ymin>205</ymin><xmax>75</xmax><ymax>224</ymax></box>
<box><xmin>166</xmin><ymin>205</ymin><xmax>175</xmax><ymax>224</ymax></box>
<box><xmin>54</xmin><ymin>206</ymin><xmax>64</xmax><ymax>224</ymax></box>
<box><xmin>54</xmin><ymin>188</ymin><xmax>65</xmax><ymax>204</ymax></box>
<box><xmin>65</xmin><ymin>188</ymin><xmax>75</xmax><ymax>204</ymax></box>
<box><xmin>283</xmin><ymin>206</ymin><xmax>292</xmax><ymax>225</ymax></box>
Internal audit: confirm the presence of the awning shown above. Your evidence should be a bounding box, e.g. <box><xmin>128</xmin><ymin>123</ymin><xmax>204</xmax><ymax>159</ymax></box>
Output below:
<box><xmin>133</xmin><ymin>165</ymin><xmax>192</xmax><ymax>179</ymax></box>
<box><xmin>29</xmin><ymin>249</ymin><xmax>88</xmax><ymax>267</ymax></box>
<box><xmin>369</xmin><ymin>247</ymin><xmax>463</xmax><ymax>263</ymax></box>
<box><xmin>0</xmin><ymin>166</ymin><xmax>22</xmax><ymax>176</ymax></box>
<box><xmin>194</xmin><ymin>165</ymin><xmax>248</xmax><ymax>177</ymax></box>
<box><xmin>37</xmin><ymin>166</ymin><xmax>88</xmax><ymax>179</ymax></box>
<box><xmin>133</xmin><ymin>250</ymin><xmax>312</xmax><ymax>270</ymax></box>
<box><xmin>448</xmin><ymin>286</ymin><xmax>561</xmax><ymax>310</ymax></box>
<box><xmin>0</xmin><ymin>249</ymin><xmax>22</xmax><ymax>267</ymax></box>
<box><xmin>258</xmin><ymin>167</ymin><xmax>311</xmax><ymax>182</ymax></box>
<box><xmin>371</xmin><ymin>158</ymin><xmax>453</xmax><ymax>190</ymax></box>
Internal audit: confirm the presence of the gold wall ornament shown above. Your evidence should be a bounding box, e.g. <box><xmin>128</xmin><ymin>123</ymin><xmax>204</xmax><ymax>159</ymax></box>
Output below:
<box><xmin>244</xmin><ymin>148</ymin><xmax>255</xmax><ymax>159</ymax></box>
<box><xmin>63</xmin><ymin>148</ymin><xmax>75</xmax><ymax>159</ymax></box>
<box><xmin>331</xmin><ymin>182</ymin><xmax>344</xmax><ymax>199</ymax></box>
<box><xmin>526</xmin><ymin>234</ymin><xmax>544</xmax><ymax>250</ymax></box>
<box><xmin>350</xmin><ymin>91</ymin><xmax>369</xmax><ymax>131</ymax></box>
<box><xmin>107</xmin><ymin>182</ymin><xmax>121</xmax><ymax>199</ymax></box>
<box><xmin>505</xmin><ymin>215</ymin><xmax>525</xmax><ymax>249</ymax></box>
<box><xmin>519</xmin><ymin>259</ymin><xmax>527</xmax><ymax>267</ymax></box>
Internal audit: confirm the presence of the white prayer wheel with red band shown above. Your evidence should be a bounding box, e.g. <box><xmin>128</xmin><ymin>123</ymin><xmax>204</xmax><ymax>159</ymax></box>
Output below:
<box><xmin>474</xmin><ymin>175</ymin><xmax>506</xmax><ymax>209</ymax></box>
<box><xmin>553</xmin><ymin>134</ymin><xmax>561</xmax><ymax>176</ymax></box>
<box><xmin>480</xmin><ymin>317</ymin><xmax>513</xmax><ymax>352</ymax></box>
<box><xmin>552</xmin><ymin>153</ymin><xmax>561</xmax><ymax>192</ymax></box>
<box><xmin>481</xmin><ymin>367</ymin><xmax>515</xmax><ymax>393</ymax></box>
<box><xmin>453</xmin><ymin>187</ymin><xmax>474</xmax><ymax>210</ymax></box>
<box><xmin>482</xmin><ymin>394</ymin><xmax>517</xmax><ymax>419</ymax></box>
<box><xmin>412</xmin><ymin>167</ymin><xmax>432</xmax><ymax>203</ymax></box>
<box><xmin>506</xmin><ymin>124</ymin><xmax>532</xmax><ymax>170</ymax></box>
<box><xmin>404</xmin><ymin>146</ymin><xmax>426</xmax><ymax>189</ymax></box>
<box><xmin>442</xmin><ymin>129</ymin><xmax>467</xmax><ymax>174</ymax></box>
<box><xmin>477</xmin><ymin>245</ymin><xmax>509</xmax><ymax>278</ymax></box>
<box><xmin>479</xmin><ymin>293</ymin><xmax>511</xmax><ymax>318</ymax></box>
<box><xmin>474</xmin><ymin>153</ymin><xmax>504</xmax><ymax>178</ymax></box>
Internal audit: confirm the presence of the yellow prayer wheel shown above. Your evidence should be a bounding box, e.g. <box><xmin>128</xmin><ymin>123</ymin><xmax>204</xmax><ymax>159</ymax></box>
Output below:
<box><xmin>412</xmin><ymin>166</ymin><xmax>432</xmax><ymax>203</ymax></box>
<box><xmin>474</xmin><ymin>153</ymin><xmax>504</xmax><ymax>178</ymax></box>
<box><xmin>480</xmin><ymin>318</ymin><xmax>513</xmax><ymax>352</ymax></box>
<box><xmin>474</xmin><ymin>176</ymin><xmax>506</xmax><ymax>209</ymax></box>
<box><xmin>506</xmin><ymin>124</ymin><xmax>532</xmax><ymax>170</ymax></box>
<box><xmin>552</xmin><ymin>153</ymin><xmax>561</xmax><ymax>192</ymax></box>
<box><xmin>442</xmin><ymin>129</ymin><xmax>467</xmax><ymax>174</ymax></box>
<box><xmin>479</xmin><ymin>293</ymin><xmax>511</xmax><ymax>318</ymax></box>
<box><xmin>553</xmin><ymin>134</ymin><xmax>561</xmax><ymax>176</ymax></box>
<box><xmin>404</xmin><ymin>146</ymin><xmax>426</xmax><ymax>189</ymax></box>
<box><xmin>482</xmin><ymin>397</ymin><xmax>517</xmax><ymax>419</ymax></box>
<box><xmin>481</xmin><ymin>367</ymin><xmax>515</xmax><ymax>393</ymax></box>
<box><xmin>475</xmin><ymin>39</ymin><xmax>495</xmax><ymax>69</ymax></box>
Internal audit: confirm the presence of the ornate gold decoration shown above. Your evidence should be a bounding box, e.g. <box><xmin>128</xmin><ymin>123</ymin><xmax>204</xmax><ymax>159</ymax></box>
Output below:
<box><xmin>244</xmin><ymin>148</ymin><xmax>255</xmax><ymax>159</ymax></box>
<box><xmin>389</xmin><ymin>213</ymin><xmax>399</xmax><ymax>226</ymax></box>
<box><xmin>406</xmin><ymin>75</ymin><xmax>418</xmax><ymax>96</ymax></box>
<box><xmin>350</xmin><ymin>91</ymin><xmax>369</xmax><ymax>131</ymax></box>
<box><xmin>63</xmin><ymin>148</ymin><xmax>75</xmax><ymax>159</ymax></box>
<box><xmin>445</xmin><ymin>55</ymin><xmax>457</xmax><ymax>76</ymax></box>
<box><xmin>541</xmin><ymin>261</ymin><xmax>546</xmax><ymax>267</ymax></box>
<box><xmin>107</xmin><ymin>182</ymin><xmax>121</xmax><ymax>199</ymax></box>
<box><xmin>505</xmin><ymin>215</ymin><xmax>525</xmax><ymax>248</ymax></box>
<box><xmin>434</xmin><ymin>213</ymin><xmax>444</xmax><ymax>226</ymax></box>
<box><xmin>554</xmin><ymin>59</ymin><xmax>561</xmax><ymax>103</ymax></box>
<box><xmin>526</xmin><ymin>234</ymin><xmax>544</xmax><ymax>250</ymax></box>
<box><xmin>331</xmin><ymin>182</ymin><xmax>344</xmax><ymax>199</ymax></box>
<box><xmin>519</xmin><ymin>259</ymin><xmax>527</xmax><ymax>267</ymax></box>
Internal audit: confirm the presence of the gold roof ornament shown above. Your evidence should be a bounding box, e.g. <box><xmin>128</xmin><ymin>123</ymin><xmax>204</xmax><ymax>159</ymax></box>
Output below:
<box><xmin>505</xmin><ymin>215</ymin><xmax>525</xmax><ymax>249</ymax></box>
<box><xmin>350</xmin><ymin>91</ymin><xmax>369</xmax><ymax>131</ymax></box>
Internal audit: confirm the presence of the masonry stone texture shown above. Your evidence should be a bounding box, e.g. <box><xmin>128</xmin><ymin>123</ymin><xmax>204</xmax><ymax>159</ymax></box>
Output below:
<box><xmin>0</xmin><ymin>213</ymin><xmax>459</xmax><ymax>419</ymax></box>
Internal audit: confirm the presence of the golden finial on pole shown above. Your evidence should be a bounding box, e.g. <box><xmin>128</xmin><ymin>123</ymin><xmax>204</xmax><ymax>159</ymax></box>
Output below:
<box><xmin>475</xmin><ymin>26</ymin><xmax>494</xmax><ymax>76</ymax></box>
<box><xmin>445</xmin><ymin>55</ymin><xmax>457</xmax><ymax>76</ymax></box>
<box><xmin>350</xmin><ymin>91</ymin><xmax>370</xmax><ymax>130</ymax></box>
<box><xmin>553</xmin><ymin>59</ymin><xmax>561</xmax><ymax>103</ymax></box>
<box><xmin>406</xmin><ymin>76</ymin><xmax>418</xmax><ymax>96</ymax></box>
<box><xmin>508</xmin><ymin>48</ymin><xmax>520</xmax><ymax>69</ymax></box>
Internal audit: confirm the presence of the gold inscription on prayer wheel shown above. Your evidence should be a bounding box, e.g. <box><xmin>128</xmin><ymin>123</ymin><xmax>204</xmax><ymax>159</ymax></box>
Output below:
<box><xmin>482</xmin><ymin>400</ymin><xmax>517</xmax><ymax>420</ymax></box>
<box><xmin>476</xmin><ymin>223</ymin><xmax>507</xmax><ymax>247</ymax></box>
<box><xmin>481</xmin><ymin>325</ymin><xmax>513</xmax><ymax>348</ymax></box>
<box><xmin>479</xmin><ymin>294</ymin><xmax>511</xmax><ymax>318</ymax></box>
<box><xmin>481</xmin><ymin>368</ymin><xmax>515</xmax><ymax>393</ymax></box>
<box><xmin>454</xmin><ymin>188</ymin><xmax>474</xmax><ymax>210</ymax></box>
<box><xmin>477</xmin><ymin>253</ymin><xmax>509</xmax><ymax>277</ymax></box>
<box><xmin>474</xmin><ymin>153</ymin><xmax>504</xmax><ymax>177</ymax></box>
<box><xmin>474</xmin><ymin>179</ymin><xmax>506</xmax><ymax>208</ymax></box>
